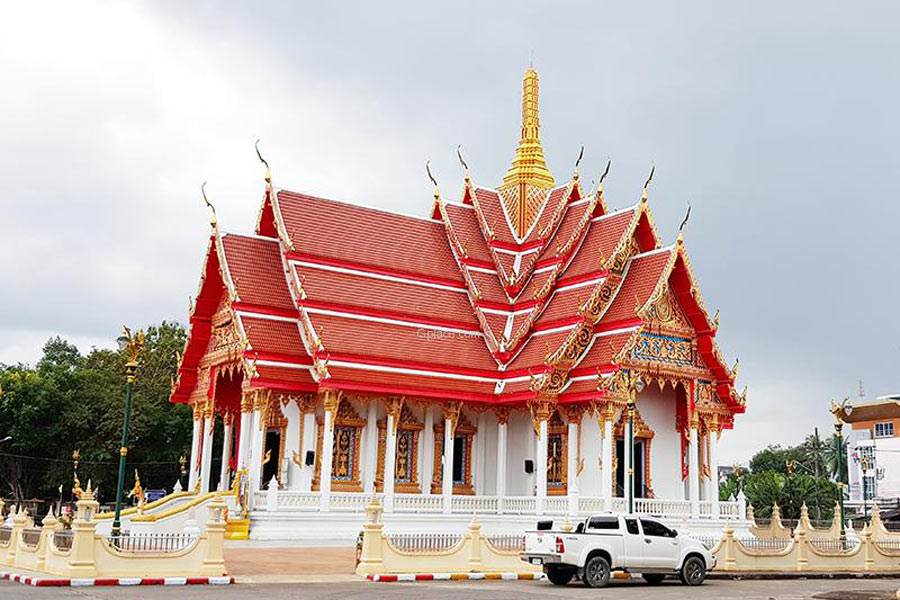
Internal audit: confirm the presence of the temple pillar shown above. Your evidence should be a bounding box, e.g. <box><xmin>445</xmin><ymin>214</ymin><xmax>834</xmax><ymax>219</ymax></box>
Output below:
<box><xmin>188</xmin><ymin>403</ymin><xmax>203</xmax><ymax>491</ymax></box>
<box><xmin>708</xmin><ymin>415</ymin><xmax>721</xmax><ymax>517</ymax></box>
<box><xmin>319</xmin><ymin>390</ymin><xmax>340</xmax><ymax>510</ymax></box>
<box><xmin>442</xmin><ymin>403</ymin><xmax>460</xmax><ymax>514</ymax></box>
<box><xmin>495</xmin><ymin>408</ymin><xmax>510</xmax><ymax>505</ymax></box>
<box><xmin>247</xmin><ymin>392</ymin><xmax>267</xmax><ymax>497</ymax></box>
<box><xmin>236</xmin><ymin>394</ymin><xmax>253</xmax><ymax>472</ymax></box>
<box><xmin>475</xmin><ymin>411</ymin><xmax>487</xmax><ymax>495</ymax></box>
<box><xmin>623</xmin><ymin>412</ymin><xmax>633</xmax><ymax>507</ymax></box>
<box><xmin>218</xmin><ymin>413</ymin><xmax>233</xmax><ymax>491</ymax></box>
<box><xmin>363</xmin><ymin>400</ymin><xmax>378</xmax><ymax>494</ymax></box>
<box><xmin>200</xmin><ymin>403</ymin><xmax>215</xmax><ymax>493</ymax></box>
<box><xmin>383</xmin><ymin>397</ymin><xmax>403</xmax><ymax>513</ymax></box>
<box><xmin>566</xmin><ymin>408</ymin><xmax>580</xmax><ymax>515</ymax></box>
<box><xmin>532</xmin><ymin>400</ymin><xmax>551</xmax><ymax>514</ymax></box>
<box><xmin>600</xmin><ymin>406</ymin><xmax>614</xmax><ymax>507</ymax></box>
<box><xmin>689</xmin><ymin>412</ymin><xmax>700</xmax><ymax>518</ymax></box>
<box><xmin>422</xmin><ymin>405</ymin><xmax>435</xmax><ymax>494</ymax></box>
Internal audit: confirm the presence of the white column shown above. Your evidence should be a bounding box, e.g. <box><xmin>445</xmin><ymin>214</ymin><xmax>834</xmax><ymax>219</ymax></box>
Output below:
<box><xmin>536</xmin><ymin>418</ymin><xmax>548</xmax><ymax>514</ymax></box>
<box><xmin>248</xmin><ymin>408</ymin><xmax>265</xmax><ymax>494</ymax></box>
<box><xmin>422</xmin><ymin>406</ymin><xmax>435</xmax><ymax>494</ymax></box>
<box><xmin>200</xmin><ymin>414</ymin><xmax>215</xmax><ymax>493</ymax></box>
<box><xmin>708</xmin><ymin>426</ymin><xmax>720</xmax><ymax>517</ymax></box>
<box><xmin>623</xmin><ymin>417</ymin><xmax>633</xmax><ymax>508</ymax></box>
<box><xmin>689</xmin><ymin>420</ymin><xmax>700</xmax><ymax>518</ymax></box>
<box><xmin>188</xmin><ymin>412</ymin><xmax>202</xmax><ymax>491</ymax></box>
<box><xmin>363</xmin><ymin>401</ymin><xmax>378</xmax><ymax>494</ymax></box>
<box><xmin>496</xmin><ymin>418</ymin><xmax>508</xmax><ymax>508</ymax></box>
<box><xmin>601</xmin><ymin>415</ymin><xmax>614</xmax><ymax>507</ymax></box>
<box><xmin>567</xmin><ymin>418</ymin><xmax>579</xmax><ymax>515</ymax></box>
<box><xmin>442</xmin><ymin>417</ymin><xmax>454</xmax><ymax>514</ymax></box>
<box><xmin>299</xmin><ymin>411</ymin><xmax>317</xmax><ymax>491</ymax></box>
<box><xmin>383</xmin><ymin>412</ymin><xmax>398</xmax><ymax>512</ymax></box>
<box><xmin>236</xmin><ymin>407</ymin><xmax>252</xmax><ymax>471</ymax></box>
<box><xmin>475</xmin><ymin>412</ymin><xmax>487</xmax><ymax>495</ymax></box>
<box><xmin>218</xmin><ymin>415</ymin><xmax>234</xmax><ymax>491</ymax></box>
<box><xmin>320</xmin><ymin>406</ymin><xmax>335</xmax><ymax>510</ymax></box>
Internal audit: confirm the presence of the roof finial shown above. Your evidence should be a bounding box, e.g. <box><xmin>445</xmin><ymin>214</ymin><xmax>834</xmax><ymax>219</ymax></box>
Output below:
<box><xmin>457</xmin><ymin>145</ymin><xmax>470</xmax><ymax>182</ymax></box>
<box><xmin>641</xmin><ymin>164</ymin><xmax>655</xmax><ymax>202</ymax></box>
<box><xmin>677</xmin><ymin>203</ymin><xmax>691</xmax><ymax>244</ymax></box>
<box><xmin>201</xmin><ymin>181</ymin><xmax>217</xmax><ymax>228</ymax></box>
<box><xmin>255</xmin><ymin>139</ymin><xmax>271</xmax><ymax>184</ymax></box>
<box><xmin>598</xmin><ymin>158</ymin><xmax>612</xmax><ymax>192</ymax></box>
<box><xmin>574</xmin><ymin>145</ymin><xmax>584</xmax><ymax>179</ymax></box>
<box><xmin>426</xmin><ymin>160</ymin><xmax>439</xmax><ymax>200</ymax></box>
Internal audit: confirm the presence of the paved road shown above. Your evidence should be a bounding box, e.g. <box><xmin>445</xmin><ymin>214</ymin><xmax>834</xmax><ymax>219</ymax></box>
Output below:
<box><xmin>1</xmin><ymin>578</ymin><xmax>898</xmax><ymax>599</ymax></box>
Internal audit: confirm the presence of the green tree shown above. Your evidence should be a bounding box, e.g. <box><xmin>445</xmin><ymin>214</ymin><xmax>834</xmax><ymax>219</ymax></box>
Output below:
<box><xmin>0</xmin><ymin>323</ymin><xmax>192</xmax><ymax>503</ymax></box>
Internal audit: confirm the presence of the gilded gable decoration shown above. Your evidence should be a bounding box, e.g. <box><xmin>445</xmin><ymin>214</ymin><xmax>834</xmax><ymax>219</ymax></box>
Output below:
<box><xmin>376</xmin><ymin>405</ymin><xmax>423</xmax><ymax>494</ymax></box>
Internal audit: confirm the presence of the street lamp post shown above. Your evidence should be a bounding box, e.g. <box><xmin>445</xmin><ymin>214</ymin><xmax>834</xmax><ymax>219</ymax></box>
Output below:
<box><xmin>830</xmin><ymin>398</ymin><xmax>852</xmax><ymax>550</ymax></box>
<box><xmin>111</xmin><ymin>327</ymin><xmax>144</xmax><ymax>538</ymax></box>
<box><xmin>861</xmin><ymin>455</ymin><xmax>870</xmax><ymax>520</ymax></box>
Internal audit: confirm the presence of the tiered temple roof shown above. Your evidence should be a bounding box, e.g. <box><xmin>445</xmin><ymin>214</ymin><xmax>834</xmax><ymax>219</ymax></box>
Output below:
<box><xmin>171</xmin><ymin>67</ymin><xmax>745</xmax><ymax>426</ymax></box>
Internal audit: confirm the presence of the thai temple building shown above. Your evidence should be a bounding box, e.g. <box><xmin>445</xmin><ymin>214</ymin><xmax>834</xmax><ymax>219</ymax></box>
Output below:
<box><xmin>170</xmin><ymin>67</ymin><xmax>747</xmax><ymax>539</ymax></box>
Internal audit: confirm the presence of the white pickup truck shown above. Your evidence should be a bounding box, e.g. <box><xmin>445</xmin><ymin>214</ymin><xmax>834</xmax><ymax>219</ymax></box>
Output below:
<box><xmin>523</xmin><ymin>514</ymin><xmax>714</xmax><ymax>588</ymax></box>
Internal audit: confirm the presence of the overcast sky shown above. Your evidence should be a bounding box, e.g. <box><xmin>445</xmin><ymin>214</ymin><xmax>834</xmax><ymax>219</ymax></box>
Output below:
<box><xmin>1</xmin><ymin>1</ymin><xmax>898</xmax><ymax>465</ymax></box>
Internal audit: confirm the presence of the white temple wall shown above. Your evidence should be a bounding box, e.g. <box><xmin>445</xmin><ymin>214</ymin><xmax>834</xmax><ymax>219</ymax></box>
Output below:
<box><xmin>505</xmin><ymin>411</ymin><xmax>534</xmax><ymax>496</ymax></box>
<box><xmin>580</xmin><ymin>413</ymin><xmax>603</xmax><ymax>496</ymax></box>
<box><xmin>637</xmin><ymin>386</ymin><xmax>683</xmax><ymax>501</ymax></box>
<box><xmin>480</xmin><ymin>411</ymin><xmax>499</xmax><ymax>496</ymax></box>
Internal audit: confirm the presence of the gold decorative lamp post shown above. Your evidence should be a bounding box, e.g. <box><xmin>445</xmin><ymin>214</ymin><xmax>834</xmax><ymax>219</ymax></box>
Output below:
<box><xmin>111</xmin><ymin>327</ymin><xmax>144</xmax><ymax>538</ymax></box>
<box><xmin>829</xmin><ymin>398</ymin><xmax>852</xmax><ymax>549</ymax></box>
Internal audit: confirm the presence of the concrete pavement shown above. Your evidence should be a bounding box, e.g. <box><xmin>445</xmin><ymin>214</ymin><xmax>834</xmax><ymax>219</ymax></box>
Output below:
<box><xmin>1</xmin><ymin>577</ymin><xmax>899</xmax><ymax>599</ymax></box>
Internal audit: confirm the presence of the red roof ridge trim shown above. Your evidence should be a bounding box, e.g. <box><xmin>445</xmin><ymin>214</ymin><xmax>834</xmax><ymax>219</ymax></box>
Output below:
<box><xmin>325</xmin><ymin>354</ymin><xmax>501</xmax><ymax>381</ymax></box>
<box><xmin>232</xmin><ymin>302</ymin><xmax>299</xmax><ymax>320</ymax></box>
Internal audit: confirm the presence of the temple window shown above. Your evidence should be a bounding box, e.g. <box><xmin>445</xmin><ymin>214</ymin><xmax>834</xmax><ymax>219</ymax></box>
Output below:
<box><xmin>376</xmin><ymin>405</ymin><xmax>423</xmax><ymax>493</ymax></box>
<box><xmin>546</xmin><ymin>410</ymin><xmax>568</xmax><ymax>495</ymax></box>
<box><xmin>312</xmin><ymin>398</ymin><xmax>365</xmax><ymax>492</ymax></box>
<box><xmin>431</xmin><ymin>411</ymin><xmax>476</xmax><ymax>495</ymax></box>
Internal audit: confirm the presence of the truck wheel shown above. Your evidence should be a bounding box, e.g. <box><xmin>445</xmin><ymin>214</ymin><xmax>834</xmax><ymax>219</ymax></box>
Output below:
<box><xmin>582</xmin><ymin>556</ymin><xmax>611</xmax><ymax>588</ymax></box>
<box><xmin>679</xmin><ymin>556</ymin><xmax>706</xmax><ymax>586</ymax></box>
<box><xmin>642</xmin><ymin>573</ymin><xmax>666</xmax><ymax>585</ymax></box>
<box><xmin>546</xmin><ymin>566</ymin><xmax>575</xmax><ymax>585</ymax></box>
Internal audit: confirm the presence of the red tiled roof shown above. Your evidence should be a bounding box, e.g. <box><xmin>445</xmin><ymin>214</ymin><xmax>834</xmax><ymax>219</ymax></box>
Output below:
<box><xmin>600</xmin><ymin>250</ymin><xmax>673</xmax><ymax>324</ymax></box>
<box><xmin>173</xmin><ymin>179</ymin><xmax>738</xmax><ymax>413</ymax></box>
<box><xmin>277</xmin><ymin>190</ymin><xmax>462</xmax><ymax>283</ymax></box>
<box><xmin>222</xmin><ymin>234</ymin><xmax>295</xmax><ymax>311</ymax></box>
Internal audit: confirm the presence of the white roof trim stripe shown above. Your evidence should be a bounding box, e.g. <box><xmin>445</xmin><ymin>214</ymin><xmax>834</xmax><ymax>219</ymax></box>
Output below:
<box><xmin>304</xmin><ymin>307</ymin><xmax>484</xmax><ymax>336</ymax></box>
<box><xmin>291</xmin><ymin>260</ymin><xmax>468</xmax><ymax>293</ymax></box>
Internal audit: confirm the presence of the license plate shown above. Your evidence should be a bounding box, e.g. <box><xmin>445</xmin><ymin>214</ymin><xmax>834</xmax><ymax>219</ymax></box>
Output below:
<box><xmin>530</xmin><ymin>558</ymin><xmax>542</xmax><ymax>565</ymax></box>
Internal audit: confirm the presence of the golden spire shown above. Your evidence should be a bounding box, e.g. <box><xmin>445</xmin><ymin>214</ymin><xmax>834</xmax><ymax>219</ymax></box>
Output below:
<box><xmin>500</xmin><ymin>67</ymin><xmax>556</xmax><ymax>236</ymax></box>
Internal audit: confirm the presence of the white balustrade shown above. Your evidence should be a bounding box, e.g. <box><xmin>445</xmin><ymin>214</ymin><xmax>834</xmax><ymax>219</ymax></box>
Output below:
<box><xmin>451</xmin><ymin>495</ymin><xmax>499</xmax><ymax>514</ymax></box>
<box><xmin>543</xmin><ymin>497</ymin><xmax>568</xmax><ymax>515</ymax></box>
<box><xmin>276</xmin><ymin>492</ymin><xmax>320</xmax><ymax>510</ymax></box>
<box><xmin>500</xmin><ymin>496</ymin><xmax>537</xmax><ymax>514</ymax></box>
<box><xmin>394</xmin><ymin>494</ymin><xmax>443</xmax><ymax>513</ymax></box>
<box><xmin>257</xmin><ymin>490</ymin><xmax>746</xmax><ymax>521</ymax></box>
<box><xmin>578</xmin><ymin>496</ymin><xmax>606</xmax><ymax>514</ymax></box>
<box><xmin>634</xmin><ymin>498</ymin><xmax>691</xmax><ymax>516</ymax></box>
<box><xmin>330</xmin><ymin>492</ymin><xmax>376</xmax><ymax>511</ymax></box>
<box><xmin>718</xmin><ymin>501</ymin><xmax>740</xmax><ymax>518</ymax></box>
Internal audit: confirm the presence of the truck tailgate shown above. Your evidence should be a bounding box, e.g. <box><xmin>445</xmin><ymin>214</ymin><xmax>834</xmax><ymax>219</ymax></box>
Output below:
<box><xmin>524</xmin><ymin>531</ymin><xmax>559</xmax><ymax>555</ymax></box>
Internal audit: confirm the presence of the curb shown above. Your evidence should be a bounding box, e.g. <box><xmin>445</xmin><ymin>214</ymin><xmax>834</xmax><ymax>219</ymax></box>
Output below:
<box><xmin>366</xmin><ymin>572</ymin><xmax>545</xmax><ymax>582</ymax></box>
<box><xmin>0</xmin><ymin>572</ymin><xmax>234</xmax><ymax>587</ymax></box>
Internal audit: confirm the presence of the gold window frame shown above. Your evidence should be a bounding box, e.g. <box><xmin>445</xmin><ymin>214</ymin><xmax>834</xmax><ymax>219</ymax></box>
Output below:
<box><xmin>431</xmin><ymin>412</ymin><xmax>476</xmax><ymax>495</ymax></box>
<box><xmin>375</xmin><ymin>405</ymin><xmax>423</xmax><ymax>494</ymax></box>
